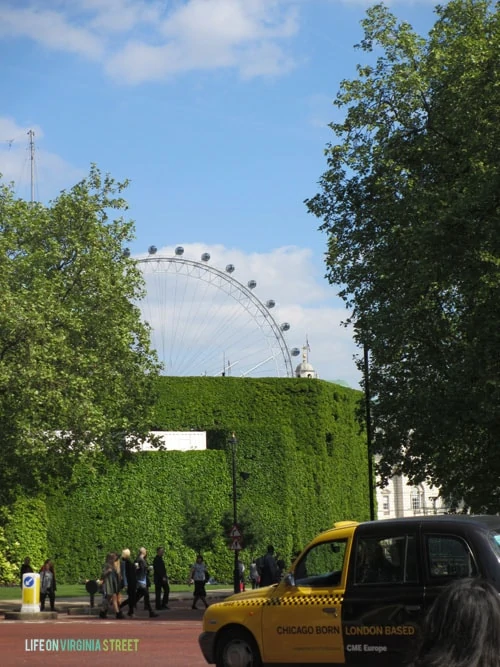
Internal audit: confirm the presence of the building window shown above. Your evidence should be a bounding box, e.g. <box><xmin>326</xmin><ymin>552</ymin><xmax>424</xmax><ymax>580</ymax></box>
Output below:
<box><xmin>382</xmin><ymin>495</ymin><xmax>390</xmax><ymax>515</ymax></box>
<box><xmin>411</xmin><ymin>488</ymin><xmax>421</xmax><ymax>513</ymax></box>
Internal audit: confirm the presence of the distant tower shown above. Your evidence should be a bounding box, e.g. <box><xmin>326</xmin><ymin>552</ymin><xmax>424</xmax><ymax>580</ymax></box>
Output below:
<box><xmin>294</xmin><ymin>340</ymin><xmax>318</xmax><ymax>379</ymax></box>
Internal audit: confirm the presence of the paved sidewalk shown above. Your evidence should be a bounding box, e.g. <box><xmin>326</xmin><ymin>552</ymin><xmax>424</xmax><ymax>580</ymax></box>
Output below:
<box><xmin>0</xmin><ymin>587</ymin><xmax>233</xmax><ymax>619</ymax></box>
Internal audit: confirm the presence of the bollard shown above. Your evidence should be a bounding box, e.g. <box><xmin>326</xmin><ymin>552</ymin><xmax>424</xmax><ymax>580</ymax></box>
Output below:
<box><xmin>21</xmin><ymin>572</ymin><xmax>40</xmax><ymax>613</ymax></box>
<box><xmin>85</xmin><ymin>580</ymin><xmax>99</xmax><ymax>608</ymax></box>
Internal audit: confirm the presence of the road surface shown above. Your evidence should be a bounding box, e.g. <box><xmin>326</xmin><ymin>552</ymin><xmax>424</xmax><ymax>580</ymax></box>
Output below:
<box><xmin>0</xmin><ymin>593</ymin><xmax>224</xmax><ymax>666</ymax></box>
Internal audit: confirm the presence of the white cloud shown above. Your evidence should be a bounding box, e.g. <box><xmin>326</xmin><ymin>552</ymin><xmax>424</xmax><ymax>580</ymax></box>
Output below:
<box><xmin>0</xmin><ymin>6</ymin><xmax>104</xmax><ymax>60</ymax></box>
<box><xmin>0</xmin><ymin>117</ymin><xmax>86</xmax><ymax>200</ymax></box>
<box><xmin>0</xmin><ymin>0</ymin><xmax>299</xmax><ymax>83</ymax></box>
<box><xmin>81</xmin><ymin>0</ymin><xmax>163</xmax><ymax>33</ymax></box>
<box><xmin>134</xmin><ymin>242</ymin><xmax>361</xmax><ymax>387</ymax></box>
<box><xmin>239</xmin><ymin>41</ymin><xmax>296</xmax><ymax>78</ymax></box>
<box><xmin>108</xmin><ymin>0</ymin><xmax>299</xmax><ymax>82</ymax></box>
<box><xmin>160</xmin><ymin>0</ymin><xmax>298</xmax><ymax>44</ymax></box>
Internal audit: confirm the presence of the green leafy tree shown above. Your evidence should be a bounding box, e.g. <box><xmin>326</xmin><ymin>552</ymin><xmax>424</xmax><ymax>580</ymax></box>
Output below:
<box><xmin>180</xmin><ymin>497</ymin><xmax>219</xmax><ymax>555</ymax></box>
<box><xmin>306</xmin><ymin>0</ymin><xmax>500</xmax><ymax>511</ymax></box>
<box><xmin>0</xmin><ymin>166</ymin><xmax>161</xmax><ymax>504</ymax></box>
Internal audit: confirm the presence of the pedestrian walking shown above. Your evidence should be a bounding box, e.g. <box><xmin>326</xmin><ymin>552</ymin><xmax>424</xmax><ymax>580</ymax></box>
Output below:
<box><xmin>100</xmin><ymin>552</ymin><xmax>123</xmax><ymax>619</ymax></box>
<box><xmin>153</xmin><ymin>546</ymin><xmax>170</xmax><ymax>610</ymax></box>
<box><xmin>259</xmin><ymin>545</ymin><xmax>280</xmax><ymax>587</ymax></box>
<box><xmin>39</xmin><ymin>559</ymin><xmax>56</xmax><ymax>612</ymax></box>
<box><xmin>119</xmin><ymin>548</ymin><xmax>137</xmax><ymax>617</ymax></box>
<box><xmin>135</xmin><ymin>547</ymin><xmax>158</xmax><ymax>617</ymax></box>
<box><xmin>190</xmin><ymin>554</ymin><xmax>209</xmax><ymax>610</ymax></box>
<box><xmin>249</xmin><ymin>559</ymin><xmax>260</xmax><ymax>589</ymax></box>
<box><xmin>237</xmin><ymin>558</ymin><xmax>246</xmax><ymax>591</ymax></box>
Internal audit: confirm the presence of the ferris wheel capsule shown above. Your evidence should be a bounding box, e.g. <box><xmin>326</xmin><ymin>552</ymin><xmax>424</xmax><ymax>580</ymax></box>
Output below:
<box><xmin>291</xmin><ymin>347</ymin><xmax>300</xmax><ymax>356</ymax></box>
<box><xmin>280</xmin><ymin>322</ymin><xmax>290</xmax><ymax>332</ymax></box>
<box><xmin>148</xmin><ymin>245</ymin><xmax>157</xmax><ymax>255</ymax></box>
<box><xmin>175</xmin><ymin>246</ymin><xmax>184</xmax><ymax>256</ymax></box>
<box><xmin>225</xmin><ymin>264</ymin><xmax>235</xmax><ymax>273</ymax></box>
<box><xmin>266</xmin><ymin>300</ymin><xmax>275</xmax><ymax>309</ymax></box>
<box><xmin>247</xmin><ymin>280</ymin><xmax>257</xmax><ymax>290</ymax></box>
<box><xmin>201</xmin><ymin>253</ymin><xmax>211</xmax><ymax>262</ymax></box>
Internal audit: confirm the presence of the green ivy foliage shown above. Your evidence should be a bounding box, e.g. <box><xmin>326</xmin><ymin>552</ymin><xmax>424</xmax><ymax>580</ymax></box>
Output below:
<box><xmin>0</xmin><ymin>526</ymin><xmax>21</xmax><ymax>584</ymax></box>
<box><xmin>1</xmin><ymin>377</ymin><xmax>370</xmax><ymax>584</ymax></box>
<box><xmin>2</xmin><ymin>497</ymin><xmax>49</xmax><ymax>582</ymax></box>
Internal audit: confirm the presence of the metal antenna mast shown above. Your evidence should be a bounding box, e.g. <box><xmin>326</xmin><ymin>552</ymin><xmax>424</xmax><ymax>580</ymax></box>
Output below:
<box><xmin>28</xmin><ymin>129</ymin><xmax>35</xmax><ymax>202</ymax></box>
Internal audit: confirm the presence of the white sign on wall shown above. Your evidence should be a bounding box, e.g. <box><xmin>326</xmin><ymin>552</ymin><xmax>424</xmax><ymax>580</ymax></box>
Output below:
<box><xmin>132</xmin><ymin>431</ymin><xmax>207</xmax><ymax>452</ymax></box>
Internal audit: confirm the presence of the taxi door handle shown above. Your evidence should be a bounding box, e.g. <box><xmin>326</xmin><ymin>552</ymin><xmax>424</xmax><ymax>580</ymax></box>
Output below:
<box><xmin>323</xmin><ymin>608</ymin><xmax>338</xmax><ymax>618</ymax></box>
<box><xmin>405</xmin><ymin>605</ymin><xmax>421</xmax><ymax>612</ymax></box>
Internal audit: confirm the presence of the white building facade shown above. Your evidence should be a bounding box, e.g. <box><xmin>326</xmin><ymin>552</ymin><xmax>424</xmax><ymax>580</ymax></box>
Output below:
<box><xmin>376</xmin><ymin>473</ymin><xmax>449</xmax><ymax>519</ymax></box>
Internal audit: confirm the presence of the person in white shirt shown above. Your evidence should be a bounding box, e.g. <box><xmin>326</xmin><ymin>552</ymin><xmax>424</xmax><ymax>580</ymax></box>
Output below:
<box><xmin>249</xmin><ymin>560</ymin><xmax>260</xmax><ymax>589</ymax></box>
<box><xmin>190</xmin><ymin>554</ymin><xmax>209</xmax><ymax>610</ymax></box>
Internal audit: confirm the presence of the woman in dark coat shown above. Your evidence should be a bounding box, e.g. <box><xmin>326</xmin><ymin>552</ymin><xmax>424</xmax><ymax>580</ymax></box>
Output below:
<box><xmin>119</xmin><ymin>548</ymin><xmax>137</xmax><ymax>617</ymax></box>
<box><xmin>39</xmin><ymin>559</ymin><xmax>56</xmax><ymax>611</ymax></box>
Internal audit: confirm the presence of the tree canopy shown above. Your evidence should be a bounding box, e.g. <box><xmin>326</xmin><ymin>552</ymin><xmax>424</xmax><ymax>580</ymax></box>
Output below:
<box><xmin>306</xmin><ymin>0</ymin><xmax>500</xmax><ymax>511</ymax></box>
<box><xmin>0</xmin><ymin>166</ymin><xmax>161</xmax><ymax>504</ymax></box>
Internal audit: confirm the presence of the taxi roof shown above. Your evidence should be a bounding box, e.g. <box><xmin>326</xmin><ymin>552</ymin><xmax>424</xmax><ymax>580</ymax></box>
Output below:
<box><xmin>300</xmin><ymin>515</ymin><xmax>500</xmax><ymax>559</ymax></box>
<box><xmin>361</xmin><ymin>514</ymin><xmax>500</xmax><ymax>528</ymax></box>
<box><xmin>324</xmin><ymin>515</ymin><xmax>500</xmax><ymax>535</ymax></box>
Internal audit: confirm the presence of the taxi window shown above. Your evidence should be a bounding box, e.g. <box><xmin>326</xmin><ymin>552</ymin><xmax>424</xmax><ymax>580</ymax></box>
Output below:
<box><xmin>426</xmin><ymin>535</ymin><xmax>477</xmax><ymax>579</ymax></box>
<box><xmin>294</xmin><ymin>539</ymin><xmax>347</xmax><ymax>587</ymax></box>
<box><xmin>354</xmin><ymin>535</ymin><xmax>418</xmax><ymax>585</ymax></box>
<box><xmin>489</xmin><ymin>531</ymin><xmax>500</xmax><ymax>558</ymax></box>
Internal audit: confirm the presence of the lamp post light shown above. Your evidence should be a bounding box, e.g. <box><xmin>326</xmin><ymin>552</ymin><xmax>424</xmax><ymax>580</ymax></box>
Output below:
<box><xmin>229</xmin><ymin>433</ymin><xmax>241</xmax><ymax>594</ymax></box>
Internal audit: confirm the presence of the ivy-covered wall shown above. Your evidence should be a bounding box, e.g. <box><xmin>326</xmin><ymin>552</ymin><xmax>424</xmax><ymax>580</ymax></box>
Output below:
<box><xmin>3</xmin><ymin>377</ymin><xmax>370</xmax><ymax>584</ymax></box>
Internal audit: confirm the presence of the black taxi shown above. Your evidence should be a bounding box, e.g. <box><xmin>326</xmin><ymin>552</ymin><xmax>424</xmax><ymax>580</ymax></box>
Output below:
<box><xmin>199</xmin><ymin>515</ymin><xmax>500</xmax><ymax>666</ymax></box>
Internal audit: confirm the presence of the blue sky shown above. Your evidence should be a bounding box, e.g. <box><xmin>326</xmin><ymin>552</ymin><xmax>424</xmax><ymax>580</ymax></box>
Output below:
<box><xmin>0</xmin><ymin>0</ymin><xmax>440</xmax><ymax>386</ymax></box>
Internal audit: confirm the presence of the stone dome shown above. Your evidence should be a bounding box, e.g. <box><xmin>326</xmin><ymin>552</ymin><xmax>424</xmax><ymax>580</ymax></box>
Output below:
<box><xmin>294</xmin><ymin>344</ymin><xmax>318</xmax><ymax>379</ymax></box>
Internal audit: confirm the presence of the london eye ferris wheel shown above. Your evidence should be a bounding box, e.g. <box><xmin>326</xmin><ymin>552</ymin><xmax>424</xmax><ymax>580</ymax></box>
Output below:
<box><xmin>136</xmin><ymin>246</ymin><xmax>300</xmax><ymax>378</ymax></box>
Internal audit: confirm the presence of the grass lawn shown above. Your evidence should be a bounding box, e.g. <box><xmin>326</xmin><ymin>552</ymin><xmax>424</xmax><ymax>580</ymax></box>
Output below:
<box><xmin>0</xmin><ymin>583</ymin><xmax>229</xmax><ymax>600</ymax></box>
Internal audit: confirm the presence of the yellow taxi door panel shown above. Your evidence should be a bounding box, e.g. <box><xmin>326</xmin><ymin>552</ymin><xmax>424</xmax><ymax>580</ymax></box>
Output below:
<box><xmin>262</xmin><ymin>587</ymin><xmax>344</xmax><ymax>663</ymax></box>
<box><xmin>261</xmin><ymin>535</ymin><xmax>350</xmax><ymax>664</ymax></box>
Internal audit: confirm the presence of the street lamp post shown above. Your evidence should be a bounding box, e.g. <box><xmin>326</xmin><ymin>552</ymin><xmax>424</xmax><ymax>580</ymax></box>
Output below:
<box><xmin>229</xmin><ymin>433</ymin><xmax>240</xmax><ymax>594</ymax></box>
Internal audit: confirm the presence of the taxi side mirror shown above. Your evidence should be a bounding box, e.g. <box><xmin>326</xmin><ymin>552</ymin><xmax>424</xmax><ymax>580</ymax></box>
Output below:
<box><xmin>284</xmin><ymin>573</ymin><xmax>295</xmax><ymax>587</ymax></box>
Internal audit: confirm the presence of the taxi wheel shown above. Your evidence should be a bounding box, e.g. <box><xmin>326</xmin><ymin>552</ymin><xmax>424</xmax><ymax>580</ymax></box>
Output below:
<box><xmin>215</xmin><ymin>628</ymin><xmax>262</xmax><ymax>667</ymax></box>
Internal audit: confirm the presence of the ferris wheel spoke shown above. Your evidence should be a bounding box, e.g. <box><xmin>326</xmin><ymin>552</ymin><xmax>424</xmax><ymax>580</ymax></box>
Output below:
<box><xmin>137</xmin><ymin>253</ymin><xmax>294</xmax><ymax>377</ymax></box>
